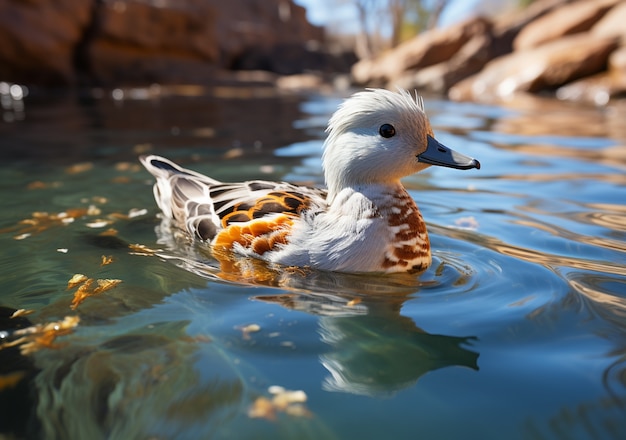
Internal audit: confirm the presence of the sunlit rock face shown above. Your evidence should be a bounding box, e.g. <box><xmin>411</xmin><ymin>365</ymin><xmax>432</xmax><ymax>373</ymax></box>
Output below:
<box><xmin>351</xmin><ymin>17</ymin><xmax>492</xmax><ymax>87</ymax></box>
<box><xmin>85</xmin><ymin>0</ymin><xmax>220</xmax><ymax>85</ymax></box>
<box><xmin>512</xmin><ymin>0</ymin><xmax>621</xmax><ymax>51</ymax></box>
<box><xmin>0</xmin><ymin>0</ymin><xmax>92</xmax><ymax>85</ymax></box>
<box><xmin>449</xmin><ymin>34</ymin><xmax>619</xmax><ymax>101</ymax></box>
<box><xmin>0</xmin><ymin>0</ymin><xmax>326</xmax><ymax>86</ymax></box>
<box><xmin>352</xmin><ymin>0</ymin><xmax>626</xmax><ymax>104</ymax></box>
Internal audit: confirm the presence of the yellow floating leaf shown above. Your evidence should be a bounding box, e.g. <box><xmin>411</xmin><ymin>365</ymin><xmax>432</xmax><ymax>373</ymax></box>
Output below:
<box><xmin>129</xmin><ymin>243</ymin><xmax>158</xmax><ymax>256</ymax></box>
<box><xmin>270</xmin><ymin>387</ymin><xmax>307</xmax><ymax>410</ymax></box>
<box><xmin>191</xmin><ymin>127</ymin><xmax>215</xmax><ymax>138</ymax></box>
<box><xmin>127</xmin><ymin>208</ymin><xmax>148</xmax><ymax>218</ymax></box>
<box><xmin>248</xmin><ymin>397</ymin><xmax>276</xmax><ymax>420</ymax></box>
<box><xmin>86</xmin><ymin>219</ymin><xmax>111</xmax><ymax>228</ymax></box>
<box><xmin>26</xmin><ymin>181</ymin><xmax>62</xmax><ymax>190</ymax></box>
<box><xmin>67</xmin><ymin>274</ymin><xmax>88</xmax><ymax>289</ymax></box>
<box><xmin>111</xmin><ymin>176</ymin><xmax>131</xmax><ymax>184</ymax></box>
<box><xmin>99</xmin><ymin>228</ymin><xmax>118</xmax><ymax>237</ymax></box>
<box><xmin>86</xmin><ymin>205</ymin><xmax>101</xmax><ymax>216</ymax></box>
<box><xmin>69</xmin><ymin>278</ymin><xmax>122</xmax><ymax>309</ymax></box>
<box><xmin>91</xmin><ymin>196</ymin><xmax>108</xmax><ymax>204</ymax></box>
<box><xmin>6</xmin><ymin>209</ymin><xmax>92</xmax><ymax>238</ymax></box>
<box><xmin>268</xmin><ymin>385</ymin><xmax>285</xmax><ymax>394</ymax></box>
<box><xmin>101</xmin><ymin>255</ymin><xmax>114</xmax><ymax>266</ymax></box>
<box><xmin>115</xmin><ymin>162</ymin><xmax>140</xmax><ymax>172</ymax></box>
<box><xmin>65</xmin><ymin>162</ymin><xmax>93</xmax><ymax>174</ymax></box>
<box><xmin>20</xmin><ymin>316</ymin><xmax>80</xmax><ymax>355</ymax></box>
<box><xmin>0</xmin><ymin>316</ymin><xmax>80</xmax><ymax>356</ymax></box>
<box><xmin>26</xmin><ymin>181</ymin><xmax>48</xmax><ymax>190</ymax></box>
<box><xmin>70</xmin><ymin>278</ymin><xmax>94</xmax><ymax>309</ymax></box>
<box><xmin>10</xmin><ymin>309</ymin><xmax>34</xmax><ymax>318</ymax></box>
<box><xmin>93</xmin><ymin>279</ymin><xmax>122</xmax><ymax>294</ymax></box>
<box><xmin>238</xmin><ymin>323</ymin><xmax>261</xmax><ymax>340</ymax></box>
<box><xmin>132</xmin><ymin>143</ymin><xmax>152</xmax><ymax>154</ymax></box>
<box><xmin>0</xmin><ymin>371</ymin><xmax>26</xmax><ymax>391</ymax></box>
<box><xmin>223</xmin><ymin>147</ymin><xmax>244</xmax><ymax>159</ymax></box>
<box><xmin>248</xmin><ymin>387</ymin><xmax>311</xmax><ymax>420</ymax></box>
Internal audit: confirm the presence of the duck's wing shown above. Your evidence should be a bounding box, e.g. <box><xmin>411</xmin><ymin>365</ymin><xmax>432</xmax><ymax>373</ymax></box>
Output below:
<box><xmin>140</xmin><ymin>155</ymin><xmax>327</xmax><ymax>241</ymax></box>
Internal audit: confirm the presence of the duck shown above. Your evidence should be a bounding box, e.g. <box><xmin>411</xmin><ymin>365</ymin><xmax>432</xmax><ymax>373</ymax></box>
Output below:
<box><xmin>140</xmin><ymin>88</ymin><xmax>480</xmax><ymax>274</ymax></box>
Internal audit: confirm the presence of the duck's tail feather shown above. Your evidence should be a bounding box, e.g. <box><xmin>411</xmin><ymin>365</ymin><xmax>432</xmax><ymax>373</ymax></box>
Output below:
<box><xmin>140</xmin><ymin>155</ymin><xmax>221</xmax><ymax>240</ymax></box>
<box><xmin>139</xmin><ymin>155</ymin><xmax>219</xmax><ymax>183</ymax></box>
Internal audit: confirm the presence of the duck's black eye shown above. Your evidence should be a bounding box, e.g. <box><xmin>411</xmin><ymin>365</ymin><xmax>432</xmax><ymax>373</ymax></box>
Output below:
<box><xmin>379</xmin><ymin>123</ymin><xmax>396</xmax><ymax>138</ymax></box>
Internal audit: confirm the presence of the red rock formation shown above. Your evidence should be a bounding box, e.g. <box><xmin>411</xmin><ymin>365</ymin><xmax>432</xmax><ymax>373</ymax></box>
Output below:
<box><xmin>352</xmin><ymin>17</ymin><xmax>490</xmax><ymax>86</ymax></box>
<box><xmin>394</xmin><ymin>24</ymin><xmax>495</xmax><ymax>93</ymax></box>
<box><xmin>513</xmin><ymin>0</ymin><xmax>620</xmax><ymax>50</ymax></box>
<box><xmin>350</xmin><ymin>0</ymin><xmax>626</xmax><ymax>104</ymax></box>
<box><xmin>450</xmin><ymin>34</ymin><xmax>618</xmax><ymax>101</ymax></box>
<box><xmin>0</xmin><ymin>0</ymin><xmax>92</xmax><ymax>85</ymax></box>
<box><xmin>87</xmin><ymin>0</ymin><xmax>220</xmax><ymax>85</ymax></box>
<box><xmin>0</xmin><ymin>0</ymin><xmax>327</xmax><ymax>86</ymax></box>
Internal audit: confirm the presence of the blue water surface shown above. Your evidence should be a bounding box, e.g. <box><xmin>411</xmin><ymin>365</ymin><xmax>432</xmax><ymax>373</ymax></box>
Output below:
<box><xmin>0</xmin><ymin>86</ymin><xmax>625</xmax><ymax>440</ymax></box>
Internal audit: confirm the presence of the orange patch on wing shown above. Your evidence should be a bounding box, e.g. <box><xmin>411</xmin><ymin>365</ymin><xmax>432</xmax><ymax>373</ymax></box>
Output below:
<box><xmin>213</xmin><ymin>214</ymin><xmax>294</xmax><ymax>255</ymax></box>
<box><xmin>220</xmin><ymin>192</ymin><xmax>310</xmax><ymax>228</ymax></box>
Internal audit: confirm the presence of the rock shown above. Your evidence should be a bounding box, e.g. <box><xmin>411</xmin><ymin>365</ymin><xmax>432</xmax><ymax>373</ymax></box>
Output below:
<box><xmin>558</xmin><ymin>46</ymin><xmax>626</xmax><ymax>104</ymax></box>
<box><xmin>87</xmin><ymin>0</ymin><xmax>219</xmax><ymax>85</ymax></box>
<box><xmin>352</xmin><ymin>17</ymin><xmax>491</xmax><ymax>86</ymax></box>
<box><xmin>99</xmin><ymin>1</ymin><xmax>217</xmax><ymax>60</ymax></box>
<box><xmin>591</xmin><ymin>1</ymin><xmax>626</xmax><ymax>39</ymax></box>
<box><xmin>233</xmin><ymin>42</ymin><xmax>330</xmax><ymax>75</ymax></box>
<box><xmin>513</xmin><ymin>0</ymin><xmax>620</xmax><ymax>51</ymax></box>
<box><xmin>88</xmin><ymin>0</ymin><xmax>328</xmax><ymax>84</ymax></box>
<box><xmin>492</xmin><ymin>0</ymin><xmax>573</xmax><ymax>56</ymax></box>
<box><xmin>609</xmin><ymin>46</ymin><xmax>626</xmax><ymax>74</ymax></box>
<box><xmin>556</xmin><ymin>72</ymin><xmax>626</xmax><ymax>104</ymax></box>
<box><xmin>0</xmin><ymin>0</ymin><xmax>92</xmax><ymax>85</ymax></box>
<box><xmin>449</xmin><ymin>33</ymin><xmax>619</xmax><ymax>102</ymax></box>
<box><xmin>393</xmin><ymin>31</ymin><xmax>494</xmax><ymax>93</ymax></box>
<box><xmin>0</xmin><ymin>0</ymin><xmax>329</xmax><ymax>87</ymax></box>
<box><xmin>209</xmin><ymin>0</ymin><xmax>324</xmax><ymax>69</ymax></box>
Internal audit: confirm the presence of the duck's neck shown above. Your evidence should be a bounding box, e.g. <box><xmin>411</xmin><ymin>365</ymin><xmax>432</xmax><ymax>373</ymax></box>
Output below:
<box><xmin>329</xmin><ymin>182</ymin><xmax>432</xmax><ymax>272</ymax></box>
<box><xmin>376</xmin><ymin>183</ymin><xmax>431</xmax><ymax>273</ymax></box>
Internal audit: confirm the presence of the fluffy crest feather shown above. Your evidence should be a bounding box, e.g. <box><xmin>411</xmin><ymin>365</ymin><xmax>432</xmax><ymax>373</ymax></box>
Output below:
<box><xmin>325</xmin><ymin>89</ymin><xmax>425</xmax><ymax>138</ymax></box>
<box><xmin>322</xmin><ymin>88</ymin><xmax>432</xmax><ymax>201</ymax></box>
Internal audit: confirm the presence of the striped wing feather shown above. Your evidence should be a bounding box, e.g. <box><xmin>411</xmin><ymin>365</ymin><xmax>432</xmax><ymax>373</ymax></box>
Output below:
<box><xmin>141</xmin><ymin>155</ymin><xmax>327</xmax><ymax>241</ymax></box>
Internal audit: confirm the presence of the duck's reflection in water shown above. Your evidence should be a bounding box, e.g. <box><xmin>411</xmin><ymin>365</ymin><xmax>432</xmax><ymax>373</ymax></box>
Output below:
<box><xmin>254</xmin><ymin>289</ymin><xmax>478</xmax><ymax>397</ymax></box>
<box><xmin>161</xmin><ymin>240</ymin><xmax>480</xmax><ymax>397</ymax></box>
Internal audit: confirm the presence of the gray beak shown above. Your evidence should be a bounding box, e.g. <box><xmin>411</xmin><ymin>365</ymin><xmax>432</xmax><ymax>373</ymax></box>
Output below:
<box><xmin>418</xmin><ymin>135</ymin><xmax>480</xmax><ymax>170</ymax></box>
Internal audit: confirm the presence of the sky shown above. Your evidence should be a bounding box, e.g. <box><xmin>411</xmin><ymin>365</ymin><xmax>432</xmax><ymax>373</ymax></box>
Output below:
<box><xmin>294</xmin><ymin>0</ymin><xmax>507</xmax><ymax>32</ymax></box>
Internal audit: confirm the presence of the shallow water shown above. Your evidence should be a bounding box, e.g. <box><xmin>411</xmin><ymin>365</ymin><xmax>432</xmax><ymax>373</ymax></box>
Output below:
<box><xmin>1</xmin><ymin>86</ymin><xmax>625</xmax><ymax>440</ymax></box>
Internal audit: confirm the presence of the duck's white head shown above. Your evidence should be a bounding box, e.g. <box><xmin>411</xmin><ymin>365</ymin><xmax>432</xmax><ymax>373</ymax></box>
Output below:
<box><xmin>322</xmin><ymin>88</ymin><xmax>479</xmax><ymax>201</ymax></box>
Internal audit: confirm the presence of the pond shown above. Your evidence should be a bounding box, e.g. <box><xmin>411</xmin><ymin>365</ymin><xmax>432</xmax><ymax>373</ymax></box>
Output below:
<box><xmin>1</xmin><ymin>84</ymin><xmax>625</xmax><ymax>440</ymax></box>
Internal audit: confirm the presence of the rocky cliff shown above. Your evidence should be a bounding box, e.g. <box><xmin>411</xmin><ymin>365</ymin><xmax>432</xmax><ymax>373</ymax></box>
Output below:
<box><xmin>0</xmin><ymin>0</ymin><xmax>332</xmax><ymax>87</ymax></box>
<box><xmin>352</xmin><ymin>0</ymin><xmax>626</xmax><ymax>104</ymax></box>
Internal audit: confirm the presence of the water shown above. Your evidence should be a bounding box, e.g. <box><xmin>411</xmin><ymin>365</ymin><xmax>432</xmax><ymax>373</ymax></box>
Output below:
<box><xmin>1</xmin><ymin>86</ymin><xmax>625</xmax><ymax>440</ymax></box>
